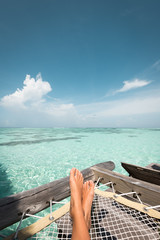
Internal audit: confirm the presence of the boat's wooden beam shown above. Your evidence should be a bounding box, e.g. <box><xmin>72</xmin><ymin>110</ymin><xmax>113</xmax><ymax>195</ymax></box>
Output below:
<box><xmin>92</xmin><ymin>166</ymin><xmax>160</xmax><ymax>206</ymax></box>
<box><xmin>121</xmin><ymin>162</ymin><xmax>160</xmax><ymax>185</ymax></box>
<box><xmin>0</xmin><ymin>161</ymin><xmax>114</xmax><ymax>230</ymax></box>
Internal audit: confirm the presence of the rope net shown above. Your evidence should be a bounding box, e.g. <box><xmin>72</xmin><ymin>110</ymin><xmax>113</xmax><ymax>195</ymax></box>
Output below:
<box><xmin>30</xmin><ymin>193</ymin><xmax>160</xmax><ymax>240</ymax></box>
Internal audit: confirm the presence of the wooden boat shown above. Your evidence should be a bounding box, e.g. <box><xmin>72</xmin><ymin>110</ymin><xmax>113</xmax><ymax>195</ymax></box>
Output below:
<box><xmin>0</xmin><ymin>161</ymin><xmax>160</xmax><ymax>240</ymax></box>
<box><xmin>121</xmin><ymin>162</ymin><xmax>160</xmax><ymax>185</ymax></box>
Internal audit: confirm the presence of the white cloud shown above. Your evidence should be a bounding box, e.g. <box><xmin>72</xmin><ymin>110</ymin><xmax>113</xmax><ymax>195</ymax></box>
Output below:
<box><xmin>0</xmin><ymin>73</ymin><xmax>52</xmax><ymax>108</ymax></box>
<box><xmin>0</xmin><ymin>74</ymin><xmax>160</xmax><ymax>127</ymax></box>
<box><xmin>75</xmin><ymin>94</ymin><xmax>160</xmax><ymax>127</ymax></box>
<box><xmin>115</xmin><ymin>78</ymin><xmax>151</xmax><ymax>93</ymax></box>
<box><xmin>98</xmin><ymin>97</ymin><xmax>160</xmax><ymax>116</ymax></box>
<box><xmin>0</xmin><ymin>92</ymin><xmax>160</xmax><ymax>127</ymax></box>
<box><xmin>77</xmin><ymin>93</ymin><xmax>160</xmax><ymax>117</ymax></box>
<box><xmin>151</xmin><ymin>59</ymin><xmax>160</xmax><ymax>71</ymax></box>
<box><xmin>43</xmin><ymin>102</ymin><xmax>76</xmax><ymax>117</ymax></box>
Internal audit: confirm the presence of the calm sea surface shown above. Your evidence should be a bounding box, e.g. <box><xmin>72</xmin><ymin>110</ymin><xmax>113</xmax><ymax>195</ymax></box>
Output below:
<box><xmin>0</xmin><ymin>128</ymin><xmax>160</xmax><ymax>199</ymax></box>
<box><xmin>0</xmin><ymin>128</ymin><xmax>160</xmax><ymax>236</ymax></box>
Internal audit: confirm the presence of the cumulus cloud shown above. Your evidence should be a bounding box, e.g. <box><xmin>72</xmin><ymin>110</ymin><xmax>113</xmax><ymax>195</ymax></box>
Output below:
<box><xmin>115</xmin><ymin>78</ymin><xmax>151</xmax><ymax>93</ymax></box>
<box><xmin>0</xmin><ymin>74</ymin><xmax>79</xmax><ymax>127</ymax></box>
<box><xmin>0</xmin><ymin>73</ymin><xmax>52</xmax><ymax>108</ymax></box>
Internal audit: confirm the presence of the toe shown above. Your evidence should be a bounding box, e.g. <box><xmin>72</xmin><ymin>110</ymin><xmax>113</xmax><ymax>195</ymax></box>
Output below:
<box><xmin>83</xmin><ymin>181</ymin><xmax>87</xmax><ymax>190</ymax></box>
<box><xmin>89</xmin><ymin>180</ymin><xmax>94</xmax><ymax>187</ymax></box>
<box><xmin>77</xmin><ymin>169</ymin><xmax>83</xmax><ymax>181</ymax></box>
<box><xmin>70</xmin><ymin>168</ymin><xmax>76</xmax><ymax>180</ymax></box>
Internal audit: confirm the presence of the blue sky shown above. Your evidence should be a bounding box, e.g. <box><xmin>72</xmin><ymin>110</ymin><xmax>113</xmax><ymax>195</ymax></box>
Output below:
<box><xmin>0</xmin><ymin>0</ymin><xmax>160</xmax><ymax>127</ymax></box>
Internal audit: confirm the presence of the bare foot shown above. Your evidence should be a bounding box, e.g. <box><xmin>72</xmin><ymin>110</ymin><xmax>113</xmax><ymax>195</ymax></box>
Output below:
<box><xmin>70</xmin><ymin>168</ymin><xmax>83</xmax><ymax>219</ymax></box>
<box><xmin>82</xmin><ymin>180</ymin><xmax>94</xmax><ymax>229</ymax></box>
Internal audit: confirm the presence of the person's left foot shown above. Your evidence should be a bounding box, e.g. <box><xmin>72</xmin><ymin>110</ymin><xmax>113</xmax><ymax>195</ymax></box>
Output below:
<box><xmin>82</xmin><ymin>180</ymin><xmax>94</xmax><ymax>229</ymax></box>
<box><xmin>69</xmin><ymin>168</ymin><xmax>83</xmax><ymax>219</ymax></box>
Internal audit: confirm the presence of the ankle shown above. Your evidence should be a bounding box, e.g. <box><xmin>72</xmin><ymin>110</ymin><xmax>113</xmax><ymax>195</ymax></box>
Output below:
<box><xmin>71</xmin><ymin>206</ymin><xmax>84</xmax><ymax>219</ymax></box>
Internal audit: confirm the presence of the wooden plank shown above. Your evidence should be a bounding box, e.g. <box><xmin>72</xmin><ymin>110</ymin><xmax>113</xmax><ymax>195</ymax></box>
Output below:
<box><xmin>92</xmin><ymin>166</ymin><xmax>160</xmax><ymax>206</ymax></box>
<box><xmin>4</xmin><ymin>202</ymin><xmax>70</xmax><ymax>240</ymax></box>
<box><xmin>0</xmin><ymin>161</ymin><xmax>115</xmax><ymax>230</ymax></box>
<box><xmin>121</xmin><ymin>162</ymin><xmax>160</xmax><ymax>185</ymax></box>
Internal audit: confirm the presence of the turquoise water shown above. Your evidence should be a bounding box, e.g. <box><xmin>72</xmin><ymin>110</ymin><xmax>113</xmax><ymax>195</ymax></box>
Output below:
<box><xmin>0</xmin><ymin>128</ymin><xmax>160</xmax><ymax>199</ymax></box>
<box><xmin>0</xmin><ymin>128</ymin><xmax>160</xmax><ymax>237</ymax></box>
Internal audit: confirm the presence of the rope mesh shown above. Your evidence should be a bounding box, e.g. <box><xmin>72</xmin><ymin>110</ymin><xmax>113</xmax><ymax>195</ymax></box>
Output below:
<box><xmin>30</xmin><ymin>194</ymin><xmax>160</xmax><ymax>240</ymax></box>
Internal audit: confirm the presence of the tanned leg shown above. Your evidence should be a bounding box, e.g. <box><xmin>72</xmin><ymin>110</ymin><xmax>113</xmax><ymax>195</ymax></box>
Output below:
<box><xmin>82</xmin><ymin>180</ymin><xmax>95</xmax><ymax>230</ymax></box>
<box><xmin>70</xmin><ymin>168</ymin><xmax>90</xmax><ymax>240</ymax></box>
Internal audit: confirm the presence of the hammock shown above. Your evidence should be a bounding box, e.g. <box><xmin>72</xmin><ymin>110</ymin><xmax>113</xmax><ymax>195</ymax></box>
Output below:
<box><xmin>4</xmin><ymin>186</ymin><xmax>160</xmax><ymax>240</ymax></box>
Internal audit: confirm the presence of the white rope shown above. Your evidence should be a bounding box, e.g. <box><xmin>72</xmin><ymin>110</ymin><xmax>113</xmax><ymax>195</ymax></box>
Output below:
<box><xmin>49</xmin><ymin>200</ymin><xmax>54</xmax><ymax>220</ymax></box>
<box><xmin>95</xmin><ymin>181</ymin><xmax>115</xmax><ymax>193</ymax></box>
<box><xmin>52</xmin><ymin>201</ymin><xmax>66</xmax><ymax>205</ymax></box>
<box><xmin>25</xmin><ymin>213</ymin><xmax>42</xmax><ymax>219</ymax></box>
<box><xmin>144</xmin><ymin>205</ymin><xmax>160</xmax><ymax>211</ymax></box>
<box><xmin>114</xmin><ymin>191</ymin><xmax>142</xmax><ymax>204</ymax></box>
<box><xmin>94</xmin><ymin>177</ymin><xmax>102</xmax><ymax>188</ymax></box>
<box><xmin>14</xmin><ymin>212</ymin><xmax>25</xmax><ymax>239</ymax></box>
<box><xmin>49</xmin><ymin>200</ymin><xmax>67</xmax><ymax>220</ymax></box>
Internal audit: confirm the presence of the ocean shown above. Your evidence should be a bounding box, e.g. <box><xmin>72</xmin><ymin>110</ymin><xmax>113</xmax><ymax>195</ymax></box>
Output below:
<box><xmin>1</xmin><ymin>128</ymin><xmax>160</xmax><ymax>199</ymax></box>
<box><xmin>0</xmin><ymin>128</ymin><xmax>160</xmax><ymax>236</ymax></box>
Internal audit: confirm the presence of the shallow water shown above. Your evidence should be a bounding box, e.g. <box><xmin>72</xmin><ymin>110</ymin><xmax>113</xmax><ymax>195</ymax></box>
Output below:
<box><xmin>0</xmin><ymin>128</ymin><xmax>160</xmax><ymax>199</ymax></box>
<box><xmin>0</xmin><ymin>128</ymin><xmax>160</xmax><ymax>237</ymax></box>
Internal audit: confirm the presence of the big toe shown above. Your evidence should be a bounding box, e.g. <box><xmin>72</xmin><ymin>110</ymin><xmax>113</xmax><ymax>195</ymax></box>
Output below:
<box><xmin>75</xmin><ymin>169</ymin><xmax>83</xmax><ymax>181</ymax></box>
<box><xmin>70</xmin><ymin>168</ymin><xmax>76</xmax><ymax>181</ymax></box>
